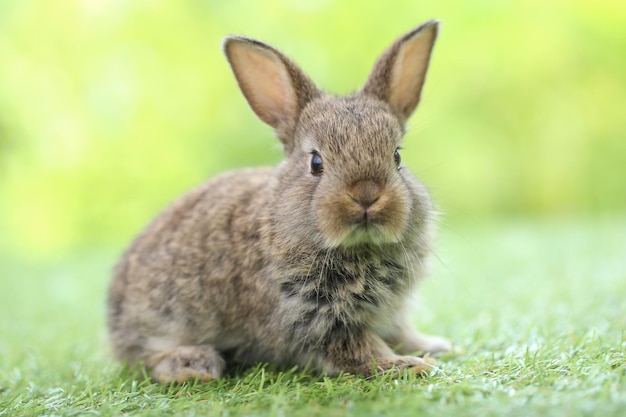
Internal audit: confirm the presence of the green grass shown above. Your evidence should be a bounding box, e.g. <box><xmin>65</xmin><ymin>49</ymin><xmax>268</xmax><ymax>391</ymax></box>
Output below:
<box><xmin>1</xmin><ymin>218</ymin><xmax>625</xmax><ymax>416</ymax></box>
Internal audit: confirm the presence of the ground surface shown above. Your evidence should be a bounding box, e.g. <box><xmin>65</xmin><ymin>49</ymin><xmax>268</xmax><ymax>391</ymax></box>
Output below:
<box><xmin>1</xmin><ymin>218</ymin><xmax>624</xmax><ymax>416</ymax></box>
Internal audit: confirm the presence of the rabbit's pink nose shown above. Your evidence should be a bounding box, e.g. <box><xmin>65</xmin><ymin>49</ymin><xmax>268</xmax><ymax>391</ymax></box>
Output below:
<box><xmin>348</xmin><ymin>180</ymin><xmax>382</xmax><ymax>209</ymax></box>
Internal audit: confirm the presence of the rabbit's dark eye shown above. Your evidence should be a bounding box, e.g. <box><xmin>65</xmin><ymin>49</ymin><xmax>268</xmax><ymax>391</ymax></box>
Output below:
<box><xmin>394</xmin><ymin>148</ymin><xmax>401</xmax><ymax>167</ymax></box>
<box><xmin>310</xmin><ymin>152</ymin><xmax>324</xmax><ymax>176</ymax></box>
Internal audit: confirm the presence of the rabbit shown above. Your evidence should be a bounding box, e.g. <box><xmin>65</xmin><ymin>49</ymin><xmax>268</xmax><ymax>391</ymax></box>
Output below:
<box><xmin>107</xmin><ymin>19</ymin><xmax>451</xmax><ymax>384</ymax></box>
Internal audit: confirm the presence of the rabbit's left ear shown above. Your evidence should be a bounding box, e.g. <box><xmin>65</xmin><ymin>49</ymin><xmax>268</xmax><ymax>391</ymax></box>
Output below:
<box><xmin>362</xmin><ymin>20</ymin><xmax>439</xmax><ymax>123</ymax></box>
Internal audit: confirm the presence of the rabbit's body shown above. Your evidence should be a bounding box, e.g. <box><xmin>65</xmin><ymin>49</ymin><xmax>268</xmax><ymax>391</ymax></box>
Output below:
<box><xmin>108</xmin><ymin>21</ymin><xmax>450</xmax><ymax>383</ymax></box>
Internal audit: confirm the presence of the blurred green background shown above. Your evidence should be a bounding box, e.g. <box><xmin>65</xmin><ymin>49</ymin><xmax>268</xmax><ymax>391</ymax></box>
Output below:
<box><xmin>0</xmin><ymin>0</ymin><xmax>625</xmax><ymax>260</ymax></box>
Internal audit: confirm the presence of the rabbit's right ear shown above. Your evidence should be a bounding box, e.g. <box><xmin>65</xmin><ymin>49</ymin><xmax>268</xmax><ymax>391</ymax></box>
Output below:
<box><xmin>223</xmin><ymin>37</ymin><xmax>320</xmax><ymax>153</ymax></box>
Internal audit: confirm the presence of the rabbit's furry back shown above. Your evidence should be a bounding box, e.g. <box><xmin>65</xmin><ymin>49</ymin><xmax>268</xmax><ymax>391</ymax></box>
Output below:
<box><xmin>108</xmin><ymin>20</ymin><xmax>450</xmax><ymax>383</ymax></box>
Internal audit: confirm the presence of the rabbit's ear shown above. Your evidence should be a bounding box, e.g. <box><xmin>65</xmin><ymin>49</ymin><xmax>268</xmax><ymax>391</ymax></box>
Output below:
<box><xmin>223</xmin><ymin>36</ymin><xmax>320</xmax><ymax>152</ymax></box>
<box><xmin>362</xmin><ymin>20</ymin><xmax>439</xmax><ymax>123</ymax></box>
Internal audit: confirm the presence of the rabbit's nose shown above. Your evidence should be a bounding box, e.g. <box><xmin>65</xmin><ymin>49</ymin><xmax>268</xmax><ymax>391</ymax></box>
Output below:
<box><xmin>348</xmin><ymin>180</ymin><xmax>382</xmax><ymax>209</ymax></box>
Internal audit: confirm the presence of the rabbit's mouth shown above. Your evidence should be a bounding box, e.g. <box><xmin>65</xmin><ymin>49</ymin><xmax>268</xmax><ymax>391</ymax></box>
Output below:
<box><xmin>317</xmin><ymin>188</ymin><xmax>410</xmax><ymax>249</ymax></box>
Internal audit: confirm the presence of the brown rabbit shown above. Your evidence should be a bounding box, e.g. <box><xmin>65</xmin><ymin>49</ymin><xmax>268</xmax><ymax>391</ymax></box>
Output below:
<box><xmin>107</xmin><ymin>20</ymin><xmax>450</xmax><ymax>383</ymax></box>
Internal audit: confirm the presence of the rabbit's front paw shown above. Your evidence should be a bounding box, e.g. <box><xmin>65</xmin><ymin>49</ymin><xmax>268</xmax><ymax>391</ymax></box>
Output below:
<box><xmin>373</xmin><ymin>355</ymin><xmax>436</xmax><ymax>376</ymax></box>
<box><xmin>146</xmin><ymin>345</ymin><xmax>225</xmax><ymax>383</ymax></box>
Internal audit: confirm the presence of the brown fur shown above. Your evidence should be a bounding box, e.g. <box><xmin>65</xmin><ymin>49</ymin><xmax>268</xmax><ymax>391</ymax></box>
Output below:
<box><xmin>107</xmin><ymin>20</ymin><xmax>450</xmax><ymax>383</ymax></box>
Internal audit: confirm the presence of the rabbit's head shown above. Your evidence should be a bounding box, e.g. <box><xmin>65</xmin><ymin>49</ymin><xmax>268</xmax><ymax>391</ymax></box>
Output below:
<box><xmin>223</xmin><ymin>21</ymin><xmax>439</xmax><ymax>250</ymax></box>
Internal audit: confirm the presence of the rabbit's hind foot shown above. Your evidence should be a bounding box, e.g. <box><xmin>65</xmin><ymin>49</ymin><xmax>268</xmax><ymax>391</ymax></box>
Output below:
<box><xmin>145</xmin><ymin>345</ymin><xmax>226</xmax><ymax>383</ymax></box>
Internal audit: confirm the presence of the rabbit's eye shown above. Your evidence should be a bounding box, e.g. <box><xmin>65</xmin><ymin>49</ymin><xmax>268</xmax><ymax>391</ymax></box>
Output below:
<box><xmin>310</xmin><ymin>152</ymin><xmax>324</xmax><ymax>176</ymax></box>
<box><xmin>394</xmin><ymin>148</ymin><xmax>401</xmax><ymax>167</ymax></box>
